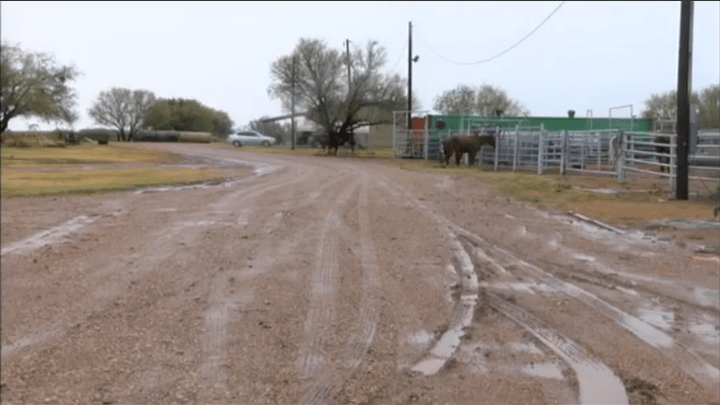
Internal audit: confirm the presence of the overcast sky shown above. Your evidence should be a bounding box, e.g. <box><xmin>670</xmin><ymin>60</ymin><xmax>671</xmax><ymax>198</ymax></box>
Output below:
<box><xmin>2</xmin><ymin>1</ymin><xmax>719</xmax><ymax>131</ymax></box>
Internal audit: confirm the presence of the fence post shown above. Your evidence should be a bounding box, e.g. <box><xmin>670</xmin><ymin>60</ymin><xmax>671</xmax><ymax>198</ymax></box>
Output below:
<box><xmin>597</xmin><ymin>131</ymin><xmax>602</xmax><ymax>170</ymax></box>
<box><xmin>616</xmin><ymin>131</ymin><xmax>627</xmax><ymax>182</ymax></box>
<box><xmin>670</xmin><ymin>135</ymin><xmax>676</xmax><ymax>192</ymax></box>
<box><xmin>561</xmin><ymin>130</ymin><xmax>568</xmax><ymax>175</ymax></box>
<box><xmin>581</xmin><ymin>132</ymin><xmax>586</xmax><ymax>169</ymax></box>
<box><xmin>537</xmin><ymin>128</ymin><xmax>544</xmax><ymax>175</ymax></box>
<box><xmin>423</xmin><ymin>129</ymin><xmax>428</xmax><ymax>160</ymax></box>
<box><xmin>494</xmin><ymin>126</ymin><xmax>501</xmax><ymax>171</ymax></box>
<box><xmin>513</xmin><ymin>125</ymin><xmax>519</xmax><ymax>172</ymax></box>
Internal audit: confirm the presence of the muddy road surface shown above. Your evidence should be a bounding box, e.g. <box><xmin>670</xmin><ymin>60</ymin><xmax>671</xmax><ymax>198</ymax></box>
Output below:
<box><xmin>2</xmin><ymin>144</ymin><xmax>719</xmax><ymax>405</ymax></box>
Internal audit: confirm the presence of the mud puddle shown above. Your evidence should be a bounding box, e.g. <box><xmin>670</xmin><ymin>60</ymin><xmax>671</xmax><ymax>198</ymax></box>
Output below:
<box><xmin>1</xmin><ymin>215</ymin><xmax>95</xmax><ymax>256</ymax></box>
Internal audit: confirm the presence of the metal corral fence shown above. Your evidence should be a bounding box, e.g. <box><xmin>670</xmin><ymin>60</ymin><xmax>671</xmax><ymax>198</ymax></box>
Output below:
<box><xmin>393</xmin><ymin>123</ymin><xmax>719</xmax><ymax>193</ymax></box>
<box><xmin>620</xmin><ymin>130</ymin><xmax>720</xmax><ymax>190</ymax></box>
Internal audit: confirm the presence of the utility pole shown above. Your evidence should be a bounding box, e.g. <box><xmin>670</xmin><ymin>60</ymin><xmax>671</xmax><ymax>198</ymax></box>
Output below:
<box><xmin>346</xmin><ymin>39</ymin><xmax>354</xmax><ymax>149</ymax></box>
<box><xmin>291</xmin><ymin>55</ymin><xmax>296</xmax><ymax>151</ymax></box>
<box><xmin>407</xmin><ymin>21</ymin><xmax>413</xmax><ymax>131</ymax></box>
<box><xmin>676</xmin><ymin>0</ymin><xmax>693</xmax><ymax>200</ymax></box>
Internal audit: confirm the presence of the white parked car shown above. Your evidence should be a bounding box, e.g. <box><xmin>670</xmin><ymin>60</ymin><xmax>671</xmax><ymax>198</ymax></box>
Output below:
<box><xmin>227</xmin><ymin>130</ymin><xmax>276</xmax><ymax>147</ymax></box>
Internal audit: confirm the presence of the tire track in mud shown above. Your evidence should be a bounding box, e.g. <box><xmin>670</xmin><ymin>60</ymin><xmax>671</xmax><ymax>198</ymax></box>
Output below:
<box><xmin>545</xmin><ymin>231</ymin><xmax>720</xmax><ymax>312</ymax></box>
<box><xmin>301</xmin><ymin>174</ymin><xmax>384</xmax><ymax>404</ymax></box>
<box><xmin>343</xmin><ymin>174</ymin><xmax>381</xmax><ymax>371</ymax></box>
<box><xmin>0</xmin><ymin>157</ymin><xmax>307</xmax><ymax>359</ymax></box>
<box><xmin>378</xmin><ymin>178</ymin><xmax>629</xmax><ymax>404</ymax></box>
<box><xmin>199</xmin><ymin>171</ymin><xmax>346</xmax><ymax>391</ymax></box>
<box><xmin>490</xmin><ymin>295</ymin><xmax>629</xmax><ymax>404</ymax></box>
<box><xmin>450</xmin><ymin>222</ymin><xmax>720</xmax><ymax>393</ymax></box>
<box><xmin>298</xmin><ymin>178</ymin><xmax>360</xmax><ymax>405</ymax></box>
<box><xmin>1</xmin><ymin>214</ymin><xmax>104</xmax><ymax>256</ymax></box>
<box><xmin>0</xmin><ymin>154</ymin><xmax>292</xmax><ymax>258</ymax></box>
<box><xmin>0</xmin><ymin>214</ymin><xmax>208</xmax><ymax>358</ymax></box>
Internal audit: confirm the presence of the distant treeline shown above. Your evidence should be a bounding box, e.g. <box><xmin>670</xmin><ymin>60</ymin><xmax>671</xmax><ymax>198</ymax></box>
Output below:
<box><xmin>2</xmin><ymin>129</ymin><xmax>212</xmax><ymax>144</ymax></box>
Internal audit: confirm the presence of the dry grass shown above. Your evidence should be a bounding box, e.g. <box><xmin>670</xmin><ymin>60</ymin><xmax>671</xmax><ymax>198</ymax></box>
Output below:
<box><xmin>1</xmin><ymin>168</ymin><xmax>227</xmax><ymax>198</ymax></box>
<box><xmin>1</xmin><ymin>143</ymin><xmax>236</xmax><ymax>198</ymax></box>
<box><xmin>1</xmin><ymin>143</ymin><xmax>177</xmax><ymax>167</ymax></box>
<box><xmin>1</xmin><ymin>132</ymin><xmax>66</xmax><ymax>148</ymax></box>
<box><xmin>397</xmin><ymin>160</ymin><xmax>718</xmax><ymax>224</ymax></box>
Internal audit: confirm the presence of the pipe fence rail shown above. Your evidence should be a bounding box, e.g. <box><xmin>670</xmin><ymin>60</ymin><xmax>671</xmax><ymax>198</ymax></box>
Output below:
<box><xmin>393</xmin><ymin>123</ymin><xmax>719</xmax><ymax>194</ymax></box>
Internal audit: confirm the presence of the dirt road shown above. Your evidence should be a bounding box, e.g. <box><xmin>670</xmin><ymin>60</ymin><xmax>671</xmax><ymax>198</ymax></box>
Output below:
<box><xmin>2</xmin><ymin>144</ymin><xmax>718</xmax><ymax>405</ymax></box>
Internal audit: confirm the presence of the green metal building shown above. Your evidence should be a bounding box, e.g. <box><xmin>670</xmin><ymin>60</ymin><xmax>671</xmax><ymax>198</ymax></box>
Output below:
<box><xmin>425</xmin><ymin>114</ymin><xmax>651</xmax><ymax>133</ymax></box>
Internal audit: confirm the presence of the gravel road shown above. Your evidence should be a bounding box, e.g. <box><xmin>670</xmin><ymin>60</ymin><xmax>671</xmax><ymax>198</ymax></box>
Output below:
<box><xmin>2</xmin><ymin>143</ymin><xmax>718</xmax><ymax>405</ymax></box>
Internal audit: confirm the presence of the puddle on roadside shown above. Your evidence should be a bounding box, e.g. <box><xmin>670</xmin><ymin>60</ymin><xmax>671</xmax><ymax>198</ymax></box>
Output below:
<box><xmin>408</xmin><ymin>330</ymin><xmax>434</xmax><ymax>346</ymax></box>
<box><xmin>649</xmin><ymin>219</ymin><xmax>720</xmax><ymax>230</ymax></box>
<box><xmin>1</xmin><ymin>215</ymin><xmax>95</xmax><ymax>256</ymax></box>
<box><xmin>411</xmin><ymin>295</ymin><xmax>477</xmax><ymax>376</ymax></box>
<box><xmin>554</xmin><ymin>214</ymin><xmax>661</xmax><ymax>251</ymax></box>
<box><xmin>509</xmin><ymin>342</ymin><xmax>545</xmax><ymax>355</ymax></box>
<box><xmin>572</xmin><ymin>253</ymin><xmax>597</xmax><ymax>262</ymax></box>
<box><xmin>620</xmin><ymin>314</ymin><xmax>675</xmax><ymax>348</ymax></box>
<box><xmin>636</xmin><ymin>307</ymin><xmax>674</xmax><ymax>331</ymax></box>
<box><xmin>481</xmin><ymin>281</ymin><xmax>558</xmax><ymax>295</ymax></box>
<box><xmin>695</xmin><ymin>287</ymin><xmax>720</xmax><ymax>308</ymax></box>
<box><xmin>521</xmin><ymin>362</ymin><xmax>565</xmax><ymax>379</ymax></box>
<box><xmin>689</xmin><ymin>323</ymin><xmax>720</xmax><ymax>346</ymax></box>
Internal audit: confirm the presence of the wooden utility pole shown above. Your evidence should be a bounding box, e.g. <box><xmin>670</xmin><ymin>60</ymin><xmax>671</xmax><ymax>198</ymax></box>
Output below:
<box><xmin>407</xmin><ymin>21</ymin><xmax>413</xmax><ymax>131</ymax></box>
<box><xmin>346</xmin><ymin>39</ymin><xmax>354</xmax><ymax>149</ymax></box>
<box><xmin>291</xmin><ymin>55</ymin><xmax>296</xmax><ymax>151</ymax></box>
<box><xmin>676</xmin><ymin>0</ymin><xmax>693</xmax><ymax>200</ymax></box>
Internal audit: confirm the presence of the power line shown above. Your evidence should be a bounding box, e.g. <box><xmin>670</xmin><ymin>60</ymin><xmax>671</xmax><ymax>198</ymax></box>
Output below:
<box><xmin>416</xmin><ymin>1</ymin><xmax>566</xmax><ymax>66</ymax></box>
<box><xmin>389</xmin><ymin>41</ymin><xmax>407</xmax><ymax>75</ymax></box>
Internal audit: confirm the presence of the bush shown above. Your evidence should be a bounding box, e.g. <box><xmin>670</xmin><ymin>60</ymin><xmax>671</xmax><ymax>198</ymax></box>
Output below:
<box><xmin>77</xmin><ymin>128</ymin><xmax>115</xmax><ymax>142</ymax></box>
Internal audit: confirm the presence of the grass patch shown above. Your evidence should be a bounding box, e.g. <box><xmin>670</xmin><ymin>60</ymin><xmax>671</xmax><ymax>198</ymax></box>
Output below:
<box><xmin>1</xmin><ymin>168</ymin><xmax>229</xmax><ymax>198</ymax></box>
<box><xmin>397</xmin><ymin>160</ymin><xmax>718</xmax><ymax>223</ymax></box>
<box><xmin>1</xmin><ymin>143</ymin><xmax>242</xmax><ymax>198</ymax></box>
<box><xmin>1</xmin><ymin>143</ymin><xmax>177</xmax><ymax>167</ymax></box>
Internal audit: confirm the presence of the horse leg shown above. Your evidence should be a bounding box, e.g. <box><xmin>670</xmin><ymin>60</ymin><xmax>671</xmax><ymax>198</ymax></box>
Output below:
<box><xmin>468</xmin><ymin>150</ymin><xmax>477</xmax><ymax>166</ymax></box>
<box><xmin>456</xmin><ymin>152</ymin><xmax>462</xmax><ymax>166</ymax></box>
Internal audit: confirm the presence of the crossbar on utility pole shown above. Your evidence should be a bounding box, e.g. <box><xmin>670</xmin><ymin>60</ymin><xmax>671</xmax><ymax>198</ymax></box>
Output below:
<box><xmin>676</xmin><ymin>0</ymin><xmax>693</xmax><ymax>200</ymax></box>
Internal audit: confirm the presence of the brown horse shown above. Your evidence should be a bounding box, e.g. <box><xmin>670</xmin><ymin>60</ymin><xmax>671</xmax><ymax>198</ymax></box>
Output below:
<box><xmin>441</xmin><ymin>133</ymin><xmax>496</xmax><ymax>166</ymax></box>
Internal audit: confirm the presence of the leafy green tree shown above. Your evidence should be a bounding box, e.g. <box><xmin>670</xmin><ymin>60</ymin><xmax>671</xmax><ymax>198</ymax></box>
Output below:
<box><xmin>640</xmin><ymin>89</ymin><xmax>700</xmax><ymax>124</ymax></box>
<box><xmin>144</xmin><ymin>98</ymin><xmax>233</xmax><ymax>137</ymax></box>
<box><xmin>433</xmin><ymin>83</ymin><xmax>529</xmax><ymax>116</ymax></box>
<box><xmin>1</xmin><ymin>41</ymin><xmax>80</xmax><ymax>133</ymax></box>
<box><xmin>268</xmin><ymin>38</ymin><xmax>409</xmax><ymax>152</ymax></box>
<box><xmin>88</xmin><ymin>88</ymin><xmax>156</xmax><ymax>141</ymax></box>
<box><xmin>697</xmin><ymin>84</ymin><xmax>719</xmax><ymax>129</ymax></box>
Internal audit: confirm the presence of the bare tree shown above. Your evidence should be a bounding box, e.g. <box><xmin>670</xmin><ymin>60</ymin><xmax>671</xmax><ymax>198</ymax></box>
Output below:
<box><xmin>642</xmin><ymin>90</ymin><xmax>691</xmax><ymax>123</ymax></box>
<box><xmin>250</xmin><ymin>117</ymin><xmax>288</xmax><ymax>145</ymax></box>
<box><xmin>88</xmin><ymin>88</ymin><xmax>156</xmax><ymax>141</ymax></box>
<box><xmin>433</xmin><ymin>83</ymin><xmax>529</xmax><ymax>116</ymax></box>
<box><xmin>697</xmin><ymin>84</ymin><xmax>719</xmax><ymax>129</ymax></box>
<box><xmin>268</xmin><ymin>38</ymin><xmax>409</xmax><ymax>153</ymax></box>
<box><xmin>1</xmin><ymin>41</ymin><xmax>80</xmax><ymax>133</ymax></box>
<box><xmin>432</xmin><ymin>84</ymin><xmax>477</xmax><ymax>115</ymax></box>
